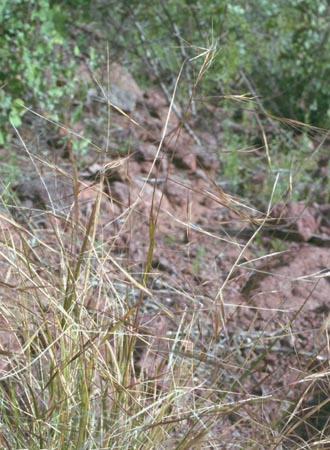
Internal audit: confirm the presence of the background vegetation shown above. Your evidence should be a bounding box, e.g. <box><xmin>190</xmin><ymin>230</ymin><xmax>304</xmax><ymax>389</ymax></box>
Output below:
<box><xmin>2</xmin><ymin>0</ymin><xmax>330</xmax><ymax>206</ymax></box>
<box><xmin>1</xmin><ymin>0</ymin><xmax>330</xmax><ymax>144</ymax></box>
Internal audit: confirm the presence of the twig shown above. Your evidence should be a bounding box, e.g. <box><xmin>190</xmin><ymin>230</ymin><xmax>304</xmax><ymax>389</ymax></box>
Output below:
<box><xmin>132</xmin><ymin>18</ymin><xmax>201</xmax><ymax>145</ymax></box>
<box><xmin>240</xmin><ymin>70</ymin><xmax>300</xmax><ymax>150</ymax></box>
<box><xmin>160</xmin><ymin>0</ymin><xmax>196</xmax><ymax>115</ymax></box>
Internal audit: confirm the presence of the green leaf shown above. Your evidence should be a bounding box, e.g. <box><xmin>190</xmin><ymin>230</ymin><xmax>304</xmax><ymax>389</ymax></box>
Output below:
<box><xmin>9</xmin><ymin>110</ymin><xmax>22</xmax><ymax>128</ymax></box>
<box><xmin>71</xmin><ymin>103</ymin><xmax>83</xmax><ymax>123</ymax></box>
<box><xmin>12</xmin><ymin>98</ymin><xmax>26</xmax><ymax>116</ymax></box>
<box><xmin>0</xmin><ymin>130</ymin><xmax>5</xmax><ymax>146</ymax></box>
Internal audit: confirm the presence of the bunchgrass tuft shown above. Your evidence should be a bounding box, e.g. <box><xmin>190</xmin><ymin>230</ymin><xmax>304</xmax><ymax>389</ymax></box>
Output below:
<box><xmin>0</xmin><ymin>53</ymin><xmax>329</xmax><ymax>450</ymax></box>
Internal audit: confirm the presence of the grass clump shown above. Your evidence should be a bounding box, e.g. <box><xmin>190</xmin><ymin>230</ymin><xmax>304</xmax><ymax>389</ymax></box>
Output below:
<box><xmin>1</xmin><ymin>48</ymin><xmax>329</xmax><ymax>449</ymax></box>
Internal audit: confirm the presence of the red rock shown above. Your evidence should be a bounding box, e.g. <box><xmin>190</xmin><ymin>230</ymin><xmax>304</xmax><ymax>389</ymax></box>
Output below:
<box><xmin>110</xmin><ymin>179</ymin><xmax>171</xmax><ymax>214</ymax></box>
<box><xmin>77</xmin><ymin>181</ymin><xmax>121</xmax><ymax>226</ymax></box>
<box><xmin>196</xmin><ymin>151</ymin><xmax>219</xmax><ymax>172</ymax></box>
<box><xmin>271</xmin><ymin>202</ymin><xmax>321</xmax><ymax>241</ymax></box>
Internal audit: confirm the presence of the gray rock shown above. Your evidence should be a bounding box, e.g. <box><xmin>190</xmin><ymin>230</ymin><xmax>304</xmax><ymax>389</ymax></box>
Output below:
<box><xmin>13</xmin><ymin>174</ymin><xmax>74</xmax><ymax>213</ymax></box>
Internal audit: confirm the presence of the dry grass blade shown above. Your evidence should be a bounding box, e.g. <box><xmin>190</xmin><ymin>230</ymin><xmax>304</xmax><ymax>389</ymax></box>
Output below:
<box><xmin>1</xmin><ymin>30</ymin><xmax>329</xmax><ymax>449</ymax></box>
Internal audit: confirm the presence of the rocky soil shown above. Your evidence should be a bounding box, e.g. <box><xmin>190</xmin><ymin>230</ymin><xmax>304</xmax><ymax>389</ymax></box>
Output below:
<box><xmin>1</xmin><ymin>62</ymin><xmax>330</xmax><ymax>448</ymax></box>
